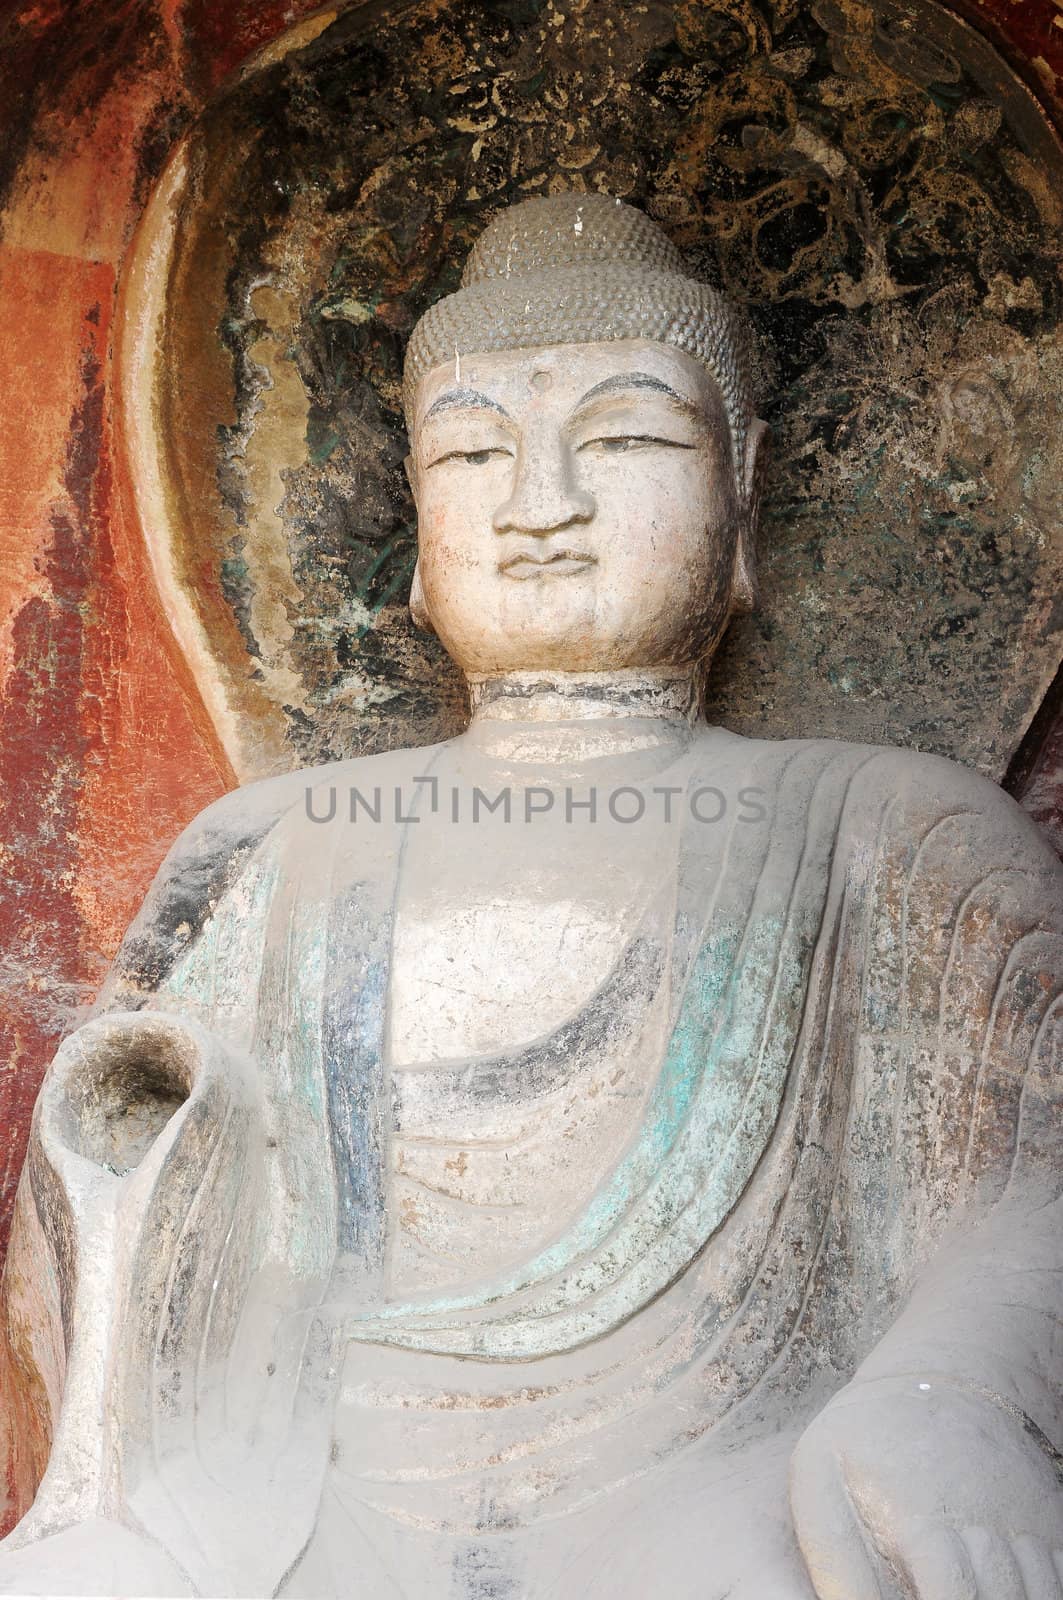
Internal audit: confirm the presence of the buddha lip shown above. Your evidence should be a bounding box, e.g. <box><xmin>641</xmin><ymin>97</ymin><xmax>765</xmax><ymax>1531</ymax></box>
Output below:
<box><xmin>498</xmin><ymin>550</ymin><xmax>597</xmax><ymax>578</ymax></box>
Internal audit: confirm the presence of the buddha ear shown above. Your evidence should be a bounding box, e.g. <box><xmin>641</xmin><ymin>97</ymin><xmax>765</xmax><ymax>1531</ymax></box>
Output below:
<box><xmin>404</xmin><ymin>453</ymin><xmax>437</xmax><ymax>635</ymax></box>
<box><xmin>731</xmin><ymin>417</ymin><xmax>769</xmax><ymax>615</ymax></box>
<box><xmin>409</xmin><ymin>560</ymin><xmax>436</xmax><ymax>635</ymax></box>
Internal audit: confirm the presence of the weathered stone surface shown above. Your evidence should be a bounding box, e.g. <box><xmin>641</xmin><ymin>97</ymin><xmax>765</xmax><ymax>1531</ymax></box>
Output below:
<box><xmin>0</xmin><ymin>8</ymin><xmax>1060</xmax><ymax>1567</ymax></box>
<box><xmin>1</xmin><ymin>1</ymin><xmax>1060</xmax><ymax>1294</ymax></box>
<box><xmin>1</xmin><ymin>191</ymin><xmax>1061</xmax><ymax>1600</ymax></box>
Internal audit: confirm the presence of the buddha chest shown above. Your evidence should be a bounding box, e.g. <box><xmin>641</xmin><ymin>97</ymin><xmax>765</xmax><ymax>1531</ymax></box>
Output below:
<box><xmin>383</xmin><ymin>758</ymin><xmax>681</xmax><ymax>1297</ymax></box>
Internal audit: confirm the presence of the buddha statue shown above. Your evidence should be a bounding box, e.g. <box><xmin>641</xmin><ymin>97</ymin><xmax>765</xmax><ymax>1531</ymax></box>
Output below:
<box><xmin>1</xmin><ymin>194</ymin><xmax>1061</xmax><ymax>1600</ymax></box>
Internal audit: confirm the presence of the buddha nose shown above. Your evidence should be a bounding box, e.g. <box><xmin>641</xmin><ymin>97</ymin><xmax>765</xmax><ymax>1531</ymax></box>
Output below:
<box><xmin>492</xmin><ymin>436</ymin><xmax>595</xmax><ymax>536</ymax></box>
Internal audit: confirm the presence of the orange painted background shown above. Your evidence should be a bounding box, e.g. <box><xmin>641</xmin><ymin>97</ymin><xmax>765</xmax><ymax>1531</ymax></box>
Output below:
<box><xmin>0</xmin><ymin>0</ymin><xmax>1061</xmax><ymax>1273</ymax></box>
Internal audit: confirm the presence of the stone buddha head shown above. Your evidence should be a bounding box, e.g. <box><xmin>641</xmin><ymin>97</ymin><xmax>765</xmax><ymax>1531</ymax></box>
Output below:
<box><xmin>402</xmin><ymin>194</ymin><xmax>767</xmax><ymax>681</ymax></box>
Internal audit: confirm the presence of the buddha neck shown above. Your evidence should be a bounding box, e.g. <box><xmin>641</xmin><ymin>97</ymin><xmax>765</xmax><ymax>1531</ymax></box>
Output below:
<box><xmin>463</xmin><ymin>668</ymin><xmax>701</xmax><ymax>763</ymax></box>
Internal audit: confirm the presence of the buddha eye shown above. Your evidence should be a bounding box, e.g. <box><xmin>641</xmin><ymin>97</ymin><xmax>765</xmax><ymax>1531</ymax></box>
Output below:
<box><xmin>578</xmin><ymin>434</ymin><xmax>695</xmax><ymax>455</ymax></box>
<box><xmin>428</xmin><ymin>446</ymin><xmax>513</xmax><ymax>469</ymax></box>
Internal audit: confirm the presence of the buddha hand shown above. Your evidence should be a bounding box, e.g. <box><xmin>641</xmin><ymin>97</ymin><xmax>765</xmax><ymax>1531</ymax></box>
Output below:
<box><xmin>789</xmin><ymin>1372</ymin><xmax>1063</xmax><ymax>1599</ymax></box>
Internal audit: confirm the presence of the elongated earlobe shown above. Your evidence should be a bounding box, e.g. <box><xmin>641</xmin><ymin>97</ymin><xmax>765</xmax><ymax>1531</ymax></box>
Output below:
<box><xmin>732</xmin><ymin>417</ymin><xmax>769</xmax><ymax>615</ymax></box>
<box><xmin>409</xmin><ymin>561</ymin><xmax>436</xmax><ymax>635</ymax></box>
<box><xmin>731</xmin><ymin>533</ymin><xmax>758</xmax><ymax>615</ymax></box>
<box><xmin>404</xmin><ymin>452</ymin><xmax>436</xmax><ymax>635</ymax></box>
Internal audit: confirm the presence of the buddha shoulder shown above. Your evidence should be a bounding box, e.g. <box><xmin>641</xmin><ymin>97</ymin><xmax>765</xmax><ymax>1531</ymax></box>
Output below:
<box><xmin>851</xmin><ymin>742</ymin><xmax>1060</xmax><ymax>879</ymax></box>
<box><xmin>695</xmin><ymin>726</ymin><xmax>1060</xmax><ymax>882</ymax></box>
<box><xmin>96</xmin><ymin>743</ymin><xmax>447</xmax><ymax>1012</ymax></box>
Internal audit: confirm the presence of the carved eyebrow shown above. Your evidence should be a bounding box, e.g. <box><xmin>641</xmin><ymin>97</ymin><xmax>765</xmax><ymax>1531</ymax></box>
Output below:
<box><xmin>423</xmin><ymin>387</ymin><xmax>511</xmax><ymax>422</ymax></box>
<box><xmin>571</xmin><ymin>372</ymin><xmax>703</xmax><ymax>421</ymax></box>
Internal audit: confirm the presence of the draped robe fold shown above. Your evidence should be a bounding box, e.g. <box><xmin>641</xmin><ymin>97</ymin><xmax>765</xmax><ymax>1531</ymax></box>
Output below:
<box><xmin>2</xmin><ymin>728</ymin><xmax>1061</xmax><ymax>1597</ymax></box>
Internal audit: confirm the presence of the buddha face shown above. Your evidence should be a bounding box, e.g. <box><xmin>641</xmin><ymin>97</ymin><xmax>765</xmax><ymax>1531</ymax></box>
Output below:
<box><xmin>407</xmin><ymin>339</ymin><xmax>757</xmax><ymax>676</ymax></box>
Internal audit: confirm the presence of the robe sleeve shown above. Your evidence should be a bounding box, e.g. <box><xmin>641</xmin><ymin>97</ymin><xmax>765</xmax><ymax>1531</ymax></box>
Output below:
<box><xmin>1</xmin><ymin>770</ymin><xmax>336</xmax><ymax>1594</ymax></box>
<box><xmin>830</xmin><ymin>750</ymin><xmax>1063</xmax><ymax>1446</ymax></box>
<box><xmin>1</xmin><ymin>785</ymin><xmax>268</xmax><ymax>1537</ymax></box>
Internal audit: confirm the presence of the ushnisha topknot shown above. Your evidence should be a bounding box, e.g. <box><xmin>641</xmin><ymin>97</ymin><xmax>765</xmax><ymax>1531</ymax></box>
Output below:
<box><xmin>403</xmin><ymin>193</ymin><xmax>756</xmax><ymax>482</ymax></box>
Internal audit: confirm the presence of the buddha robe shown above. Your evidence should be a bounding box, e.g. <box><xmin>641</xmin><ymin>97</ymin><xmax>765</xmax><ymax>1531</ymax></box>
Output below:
<box><xmin>1</xmin><ymin>727</ymin><xmax>1061</xmax><ymax>1598</ymax></box>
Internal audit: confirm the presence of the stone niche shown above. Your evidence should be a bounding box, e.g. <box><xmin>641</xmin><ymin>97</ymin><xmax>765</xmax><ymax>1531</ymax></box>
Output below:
<box><xmin>121</xmin><ymin>0</ymin><xmax>1063</xmax><ymax>789</ymax></box>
